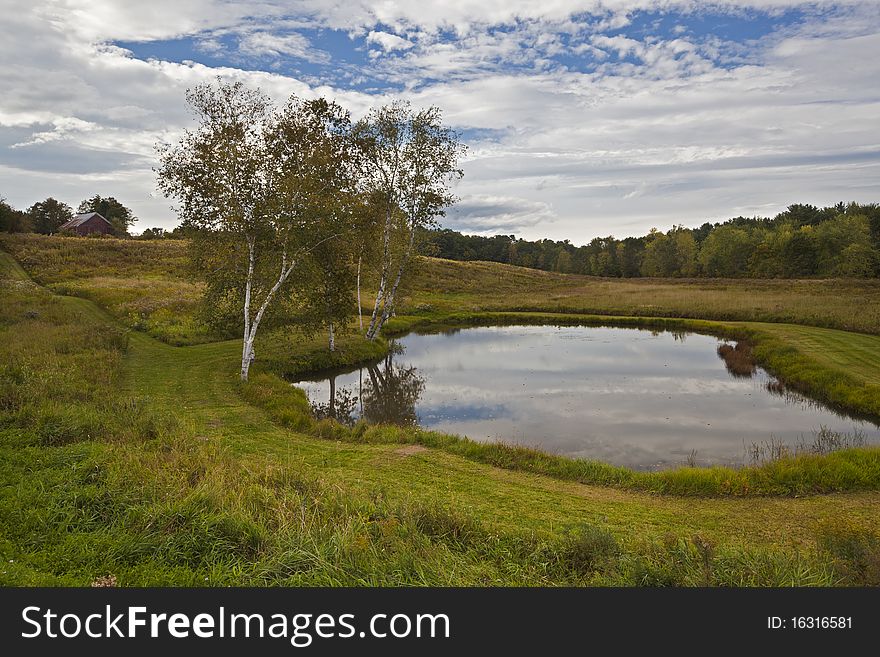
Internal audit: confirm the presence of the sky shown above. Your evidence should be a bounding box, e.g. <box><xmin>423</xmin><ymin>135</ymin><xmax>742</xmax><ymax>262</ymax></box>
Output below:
<box><xmin>0</xmin><ymin>1</ymin><xmax>878</xmax><ymax>242</ymax></box>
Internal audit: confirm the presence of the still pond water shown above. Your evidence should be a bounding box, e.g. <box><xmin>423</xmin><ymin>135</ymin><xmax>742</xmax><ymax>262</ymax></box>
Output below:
<box><xmin>293</xmin><ymin>325</ymin><xmax>880</xmax><ymax>470</ymax></box>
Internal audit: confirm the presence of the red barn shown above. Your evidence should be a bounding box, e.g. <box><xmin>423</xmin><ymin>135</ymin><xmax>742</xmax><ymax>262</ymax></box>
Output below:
<box><xmin>59</xmin><ymin>212</ymin><xmax>114</xmax><ymax>236</ymax></box>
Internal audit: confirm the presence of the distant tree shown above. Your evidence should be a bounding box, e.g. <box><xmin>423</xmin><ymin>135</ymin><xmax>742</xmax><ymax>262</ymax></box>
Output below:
<box><xmin>168</xmin><ymin>224</ymin><xmax>196</xmax><ymax>239</ymax></box>
<box><xmin>813</xmin><ymin>214</ymin><xmax>874</xmax><ymax>276</ymax></box>
<box><xmin>27</xmin><ymin>197</ymin><xmax>72</xmax><ymax>234</ymax></box>
<box><xmin>616</xmin><ymin>237</ymin><xmax>644</xmax><ymax>277</ymax></box>
<box><xmin>554</xmin><ymin>248</ymin><xmax>572</xmax><ymax>273</ymax></box>
<box><xmin>868</xmin><ymin>207</ymin><xmax>880</xmax><ymax>243</ymax></box>
<box><xmin>642</xmin><ymin>226</ymin><xmax>696</xmax><ymax>277</ymax></box>
<box><xmin>355</xmin><ymin>101</ymin><xmax>465</xmax><ymax>341</ymax></box>
<box><xmin>507</xmin><ymin>240</ymin><xmax>519</xmax><ymax>266</ymax></box>
<box><xmin>747</xmin><ymin>226</ymin><xmax>785</xmax><ymax>277</ymax></box>
<box><xmin>779</xmin><ymin>229</ymin><xmax>819</xmax><ymax>277</ymax></box>
<box><xmin>697</xmin><ymin>225</ymin><xmax>759</xmax><ymax>277</ymax></box>
<box><xmin>77</xmin><ymin>195</ymin><xmax>135</xmax><ymax>236</ymax></box>
<box><xmin>417</xmin><ymin>200</ymin><xmax>878</xmax><ymax>280</ymax></box>
<box><xmin>775</xmin><ymin>203</ymin><xmax>821</xmax><ymax>227</ymax></box>
<box><xmin>0</xmin><ymin>197</ymin><xmax>31</xmax><ymax>233</ymax></box>
<box><xmin>692</xmin><ymin>222</ymin><xmax>716</xmax><ymax>244</ymax></box>
<box><xmin>860</xmin><ymin>204</ymin><xmax>880</xmax><ymax>272</ymax></box>
<box><xmin>837</xmin><ymin>242</ymin><xmax>878</xmax><ymax>278</ymax></box>
<box><xmin>670</xmin><ymin>227</ymin><xmax>698</xmax><ymax>276</ymax></box>
<box><xmin>585</xmin><ymin>236</ymin><xmax>618</xmax><ymax>276</ymax></box>
<box><xmin>137</xmin><ymin>227</ymin><xmax>166</xmax><ymax>239</ymax></box>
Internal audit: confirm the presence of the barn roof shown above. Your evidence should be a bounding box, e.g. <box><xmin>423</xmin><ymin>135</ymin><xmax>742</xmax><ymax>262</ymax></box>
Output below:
<box><xmin>60</xmin><ymin>212</ymin><xmax>112</xmax><ymax>229</ymax></box>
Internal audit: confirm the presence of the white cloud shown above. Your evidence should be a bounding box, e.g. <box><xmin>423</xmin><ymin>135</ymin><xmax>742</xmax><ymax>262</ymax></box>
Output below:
<box><xmin>365</xmin><ymin>30</ymin><xmax>414</xmax><ymax>53</ymax></box>
<box><xmin>445</xmin><ymin>195</ymin><xmax>556</xmax><ymax>233</ymax></box>
<box><xmin>238</xmin><ymin>31</ymin><xmax>330</xmax><ymax>63</ymax></box>
<box><xmin>0</xmin><ymin>0</ymin><xmax>878</xmax><ymax>239</ymax></box>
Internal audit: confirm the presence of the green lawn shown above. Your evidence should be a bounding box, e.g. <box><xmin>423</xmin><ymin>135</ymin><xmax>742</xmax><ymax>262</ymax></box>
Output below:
<box><xmin>758</xmin><ymin>323</ymin><xmax>880</xmax><ymax>386</ymax></box>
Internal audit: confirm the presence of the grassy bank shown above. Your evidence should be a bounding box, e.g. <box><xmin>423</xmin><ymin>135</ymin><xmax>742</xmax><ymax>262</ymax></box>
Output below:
<box><xmin>0</xmin><ymin>234</ymin><xmax>210</xmax><ymax>344</ymax></box>
<box><xmin>3</xmin><ymin>244</ymin><xmax>880</xmax><ymax>586</ymax></box>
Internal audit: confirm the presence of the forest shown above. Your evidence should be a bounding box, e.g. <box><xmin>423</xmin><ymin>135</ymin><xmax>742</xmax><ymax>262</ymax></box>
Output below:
<box><xmin>425</xmin><ymin>202</ymin><xmax>880</xmax><ymax>278</ymax></box>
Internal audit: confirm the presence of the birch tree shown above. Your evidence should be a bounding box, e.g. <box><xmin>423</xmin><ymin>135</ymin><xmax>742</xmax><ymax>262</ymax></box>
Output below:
<box><xmin>355</xmin><ymin>102</ymin><xmax>465</xmax><ymax>341</ymax></box>
<box><xmin>280</xmin><ymin>99</ymin><xmax>366</xmax><ymax>352</ymax></box>
<box><xmin>157</xmin><ymin>80</ymin><xmax>353</xmax><ymax>380</ymax></box>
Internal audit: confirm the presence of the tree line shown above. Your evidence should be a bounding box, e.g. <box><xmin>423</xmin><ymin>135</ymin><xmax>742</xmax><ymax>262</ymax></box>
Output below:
<box><xmin>0</xmin><ymin>194</ymin><xmax>136</xmax><ymax>236</ymax></box>
<box><xmin>425</xmin><ymin>202</ymin><xmax>880</xmax><ymax>278</ymax></box>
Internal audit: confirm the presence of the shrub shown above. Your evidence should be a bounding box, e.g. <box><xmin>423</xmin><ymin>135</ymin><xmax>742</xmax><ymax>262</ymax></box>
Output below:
<box><xmin>560</xmin><ymin>525</ymin><xmax>620</xmax><ymax>575</ymax></box>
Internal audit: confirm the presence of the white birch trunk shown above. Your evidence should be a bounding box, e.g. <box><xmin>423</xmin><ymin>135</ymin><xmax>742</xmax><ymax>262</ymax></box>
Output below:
<box><xmin>240</xmin><ymin>237</ymin><xmax>256</xmax><ymax>381</ymax></box>
<box><xmin>366</xmin><ymin>206</ymin><xmax>393</xmax><ymax>340</ymax></box>
<box><xmin>239</xmin><ymin>233</ymin><xmax>340</xmax><ymax>380</ymax></box>
<box><xmin>372</xmin><ymin>223</ymin><xmax>417</xmax><ymax>337</ymax></box>
<box><xmin>328</xmin><ymin>322</ymin><xmax>335</xmax><ymax>352</ymax></box>
<box><xmin>356</xmin><ymin>254</ymin><xmax>363</xmax><ymax>333</ymax></box>
<box><xmin>239</xmin><ymin>244</ymin><xmax>306</xmax><ymax>381</ymax></box>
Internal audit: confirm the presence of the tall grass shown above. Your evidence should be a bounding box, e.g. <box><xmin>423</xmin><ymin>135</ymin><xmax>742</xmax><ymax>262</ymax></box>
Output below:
<box><xmin>747</xmin><ymin>428</ymin><xmax>869</xmax><ymax>465</ymax></box>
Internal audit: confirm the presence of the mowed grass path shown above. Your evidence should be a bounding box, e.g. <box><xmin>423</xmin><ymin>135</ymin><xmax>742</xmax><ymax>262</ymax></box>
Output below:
<box><xmin>760</xmin><ymin>323</ymin><xmax>880</xmax><ymax>386</ymax></box>
<box><xmin>117</xmin><ymin>301</ymin><xmax>880</xmax><ymax>549</ymax></box>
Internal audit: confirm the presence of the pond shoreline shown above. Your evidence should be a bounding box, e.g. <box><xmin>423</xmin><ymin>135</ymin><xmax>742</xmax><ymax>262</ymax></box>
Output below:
<box><xmin>242</xmin><ymin>310</ymin><xmax>880</xmax><ymax>497</ymax></box>
<box><xmin>287</xmin><ymin>321</ymin><xmax>879</xmax><ymax>470</ymax></box>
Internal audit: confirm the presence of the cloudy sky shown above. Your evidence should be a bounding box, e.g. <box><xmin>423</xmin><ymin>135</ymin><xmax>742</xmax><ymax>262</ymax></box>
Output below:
<box><xmin>1</xmin><ymin>1</ymin><xmax>878</xmax><ymax>241</ymax></box>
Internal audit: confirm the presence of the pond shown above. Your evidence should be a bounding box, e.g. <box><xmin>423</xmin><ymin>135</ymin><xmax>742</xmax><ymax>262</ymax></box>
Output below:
<box><xmin>291</xmin><ymin>325</ymin><xmax>880</xmax><ymax>470</ymax></box>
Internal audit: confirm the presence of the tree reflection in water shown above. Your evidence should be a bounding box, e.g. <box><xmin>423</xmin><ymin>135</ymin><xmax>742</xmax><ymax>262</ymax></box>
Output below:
<box><xmin>309</xmin><ymin>374</ymin><xmax>359</xmax><ymax>426</ymax></box>
<box><xmin>361</xmin><ymin>346</ymin><xmax>426</xmax><ymax>427</ymax></box>
<box><xmin>307</xmin><ymin>341</ymin><xmax>425</xmax><ymax>427</ymax></box>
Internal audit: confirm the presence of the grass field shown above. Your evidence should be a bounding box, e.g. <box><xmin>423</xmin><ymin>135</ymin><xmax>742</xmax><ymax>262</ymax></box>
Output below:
<box><xmin>4</xmin><ymin>234</ymin><xmax>880</xmax><ymax>343</ymax></box>
<box><xmin>0</xmin><ymin>235</ymin><xmax>209</xmax><ymax>344</ymax></box>
<box><xmin>2</xmin><ymin>237</ymin><xmax>880</xmax><ymax>586</ymax></box>
<box><xmin>411</xmin><ymin>258</ymin><xmax>880</xmax><ymax>336</ymax></box>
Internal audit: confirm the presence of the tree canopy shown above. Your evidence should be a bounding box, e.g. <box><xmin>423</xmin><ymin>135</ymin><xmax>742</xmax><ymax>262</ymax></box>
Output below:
<box><xmin>27</xmin><ymin>197</ymin><xmax>72</xmax><ymax>234</ymax></box>
<box><xmin>355</xmin><ymin>101</ymin><xmax>465</xmax><ymax>340</ymax></box>
<box><xmin>157</xmin><ymin>80</ymin><xmax>370</xmax><ymax>379</ymax></box>
<box><xmin>0</xmin><ymin>197</ymin><xmax>32</xmax><ymax>233</ymax></box>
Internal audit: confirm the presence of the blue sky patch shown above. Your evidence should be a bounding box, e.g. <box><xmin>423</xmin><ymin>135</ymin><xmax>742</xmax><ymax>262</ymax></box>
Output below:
<box><xmin>113</xmin><ymin>7</ymin><xmax>819</xmax><ymax>91</ymax></box>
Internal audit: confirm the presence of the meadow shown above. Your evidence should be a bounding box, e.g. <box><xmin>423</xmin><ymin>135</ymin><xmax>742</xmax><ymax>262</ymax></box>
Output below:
<box><xmin>4</xmin><ymin>234</ymin><xmax>880</xmax><ymax>343</ymax></box>
<box><xmin>2</xmin><ymin>234</ymin><xmax>880</xmax><ymax>586</ymax></box>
